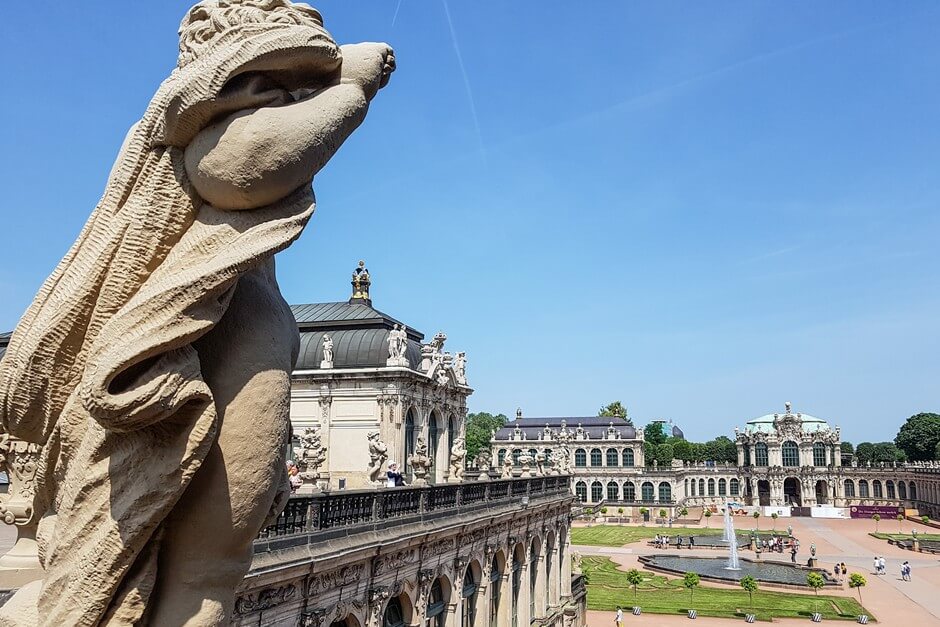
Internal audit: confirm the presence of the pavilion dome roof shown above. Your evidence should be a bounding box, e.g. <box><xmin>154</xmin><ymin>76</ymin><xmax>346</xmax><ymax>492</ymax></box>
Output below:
<box><xmin>744</xmin><ymin>403</ymin><xmax>831</xmax><ymax>434</ymax></box>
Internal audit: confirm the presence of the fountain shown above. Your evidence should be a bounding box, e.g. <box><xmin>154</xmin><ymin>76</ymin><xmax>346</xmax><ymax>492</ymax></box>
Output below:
<box><xmin>722</xmin><ymin>503</ymin><xmax>740</xmax><ymax>570</ymax></box>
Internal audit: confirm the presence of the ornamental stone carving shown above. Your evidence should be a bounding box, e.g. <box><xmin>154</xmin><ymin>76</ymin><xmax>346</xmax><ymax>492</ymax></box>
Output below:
<box><xmin>453</xmin><ymin>351</ymin><xmax>468</xmax><ymax>385</ymax></box>
<box><xmin>519</xmin><ymin>452</ymin><xmax>533</xmax><ymax>478</ymax></box>
<box><xmin>502</xmin><ymin>454</ymin><xmax>514</xmax><ymax>479</ymax></box>
<box><xmin>367</xmin><ymin>431</ymin><xmax>389</xmax><ymax>485</ymax></box>
<box><xmin>307</xmin><ymin>564</ymin><xmax>364</xmax><ymax>595</ymax></box>
<box><xmin>535</xmin><ymin>452</ymin><xmax>547</xmax><ymax>477</ymax></box>
<box><xmin>234</xmin><ymin>583</ymin><xmax>297</xmax><ymax>615</ymax></box>
<box><xmin>449</xmin><ymin>436</ymin><xmax>466</xmax><ymax>481</ymax></box>
<box><xmin>409</xmin><ymin>435</ymin><xmax>432</xmax><ymax>486</ymax></box>
<box><xmin>294</xmin><ymin>427</ymin><xmax>327</xmax><ymax>492</ymax></box>
<box><xmin>386</xmin><ymin>323</ymin><xmax>409</xmax><ymax>367</ymax></box>
<box><xmin>0</xmin><ymin>435</ymin><xmax>43</xmax><ymax>586</ymax></box>
<box><xmin>476</xmin><ymin>450</ymin><xmax>492</xmax><ymax>481</ymax></box>
<box><xmin>0</xmin><ymin>3</ymin><xmax>394</xmax><ymax>622</ymax></box>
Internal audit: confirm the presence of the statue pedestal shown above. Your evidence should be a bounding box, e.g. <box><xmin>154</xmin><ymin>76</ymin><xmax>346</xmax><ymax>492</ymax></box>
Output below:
<box><xmin>386</xmin><ymin>356</ymin><xmax>408</xmax><ymax>367</ymax></box>
<box><xmin>0</xmin><ymin>523</ymin><xmax>43</xmax><ymax>588</ymax></box>
<box><xmin>807</xmin><ymin>557</ymin><xmax>818</xmax><ymax>568</ymax></box>
<box><xmin>320</xmin><ymin>360</ymin><xmax>333</xmax><ymax>369</ymax></box>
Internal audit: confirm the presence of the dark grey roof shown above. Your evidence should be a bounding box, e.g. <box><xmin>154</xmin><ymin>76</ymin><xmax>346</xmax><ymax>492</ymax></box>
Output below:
<box><xmin>494</xmin><ymin>416</ymin><xmax>637</xmax><ymax>441</ymax></box>
<box><xmin>290</xmin><ymin>302</ymin><xmax>424</xmax><ymax>371</ymax></box>
<box><xmin>0</xmin><ymin>332</ymin><xmax>9</xmax><ymax>361</ymax></box>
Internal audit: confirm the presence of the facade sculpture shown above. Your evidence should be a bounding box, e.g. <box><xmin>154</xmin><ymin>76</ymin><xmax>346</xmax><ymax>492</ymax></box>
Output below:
<box><xmin>320</xmin><ymin>334</ymin><xmax>334</xmax><ymax>369</ymax></box>
<box><xmin>385</xmin><ymin>323</ymin><xmax>408</xmax><ymax>366</ymax></box>
<box><xmin>476</xmin><ymin>450</ymin><xmax>493</xmax><ymax>481</ymax></box>
<box><xmin>0</xmin><ymin>1</ymin><xmax>394</xmax><ymax>624</ymax></box>
<box><xmin>409</xmin><ymin>436</ymin><xmax>432</xmax><ymax>486</ymax></box>
<box><xmin>453</xmin><ymin>351</ymin><xmax>468</xmax><ymax>385</ymax></box>
<box><xmin>293</xmin><ymin>427</ymin><xmax>327</xmax><ymax>492</ymax></box>
<box><xmin>449</xmin><ymin>436</ymin><xmax>466</xmax><ymax>481</ymax></box>
<box><xmin>366</xmin><ymin>431</ymin><xmax>389</xmax><ymax>485</ymax></box>
<box><xmin>351</xmin><ymin>260</ymin><xmax>371</xmax><ymax>301</ymax></box>
<box><xmin>0</xmin><ymin>435</ymin><xmax>43</xmax><ymax>586</ymax></box>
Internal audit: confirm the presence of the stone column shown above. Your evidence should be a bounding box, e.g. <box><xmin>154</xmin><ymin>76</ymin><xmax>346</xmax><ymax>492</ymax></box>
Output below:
<box><xmin>550</xmin><ymin>533</ymin><xmax>562</xmax><ymax>607</ymax></box>
<box><xmin>736</xmin><ymin>444</ymin><xmax>745</xmax><ymax>467</ymax></box>
<box><xmin>476</xmin><ymin>549</ymin><xmax>493</xmax><ymax>627</ymax></box>
<box><xmin>561</xmin><ymin>528</ymin><xmax>573</xmax><ymax>597</ymax></box>
<box><xmin>532</xmin><ymin>547</ymin><xmax>546</xmax><ymax>619</ymax></box>
<box><xmin>497</xmin><ymin>567</ymin><xmax>512</xmax><ymax>626</ymax></box>
<box><xmin>517</xmin><ymin>546</ymin><xmax>531</xmax><ymax>627</ymax></box>
<box><xmin>0</xmin><ymin>436</ymin><xmax>44</xmax><ymax>588</ymax></box>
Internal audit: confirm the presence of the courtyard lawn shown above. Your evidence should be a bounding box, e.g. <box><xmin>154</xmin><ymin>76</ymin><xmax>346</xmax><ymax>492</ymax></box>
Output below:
<box><xmin>870</xmin><ymin>532</ymin><xmax>940</xmax><ymax>542</ymax></box>
<box><xmin>582</xmin><ymin>557</ymin><xmax>873</xmax><ymax>622</ymax></box>
<box><xmin>572</xmin><ymin>525</ymin><xmax>725</xmax><ymax>546</ymax></box>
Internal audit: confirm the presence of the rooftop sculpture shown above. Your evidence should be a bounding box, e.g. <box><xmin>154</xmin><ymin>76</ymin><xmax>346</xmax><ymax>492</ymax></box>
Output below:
<box><xmin>0</xmin><ymin>1</ymin><xmax>394</xmax><ymax>623</ymax></box>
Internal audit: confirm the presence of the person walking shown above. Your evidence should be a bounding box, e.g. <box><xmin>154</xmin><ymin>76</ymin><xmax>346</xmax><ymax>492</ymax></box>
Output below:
<box><xmin>834</xmin><ymin>563</ymin><xmax>841</xmax><ymax>580</ymax></box>
<box><xmin>840</xmin><ymin>562</ymin><xmax>848</xmax><ymax>584</ymax></box>
<box><xmin>790</xmin><ymin>546</ymin><xmax>797</xmax><ymax>563</ymax></box>
<box><xmin>677</xmin><ymin>536</ymin><xmax>683</xmax><ymax>550</ymax></box>
<box><xmin>689</xmin><ymin>535</ymin><xmax>695</xmax><ymax>549</ymax></box>
<box><xmin>878</xmin><ymin>556</ymin><xmax>886</xmax><ymax>576</ymax></box>
<box><xmin>873</xmin><ymin>556</ymin><xmax>880</xmax><ymax>574</ymax></box>
<box><xmin>615</xmin><ymin>606</ymin><xmax>624</xmax><ymax>626</ymax></box>
<box><xmin>902</xmin><ymin>561</ymin><xmax>911</xmax><ymax>581</ymax></box>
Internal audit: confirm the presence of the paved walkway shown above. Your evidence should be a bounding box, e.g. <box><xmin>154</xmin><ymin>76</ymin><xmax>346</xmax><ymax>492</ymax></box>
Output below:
<box><xmin>579</xmin><ymin>516</ymin><xmax>940</xmax><ymax>625</ymax></box>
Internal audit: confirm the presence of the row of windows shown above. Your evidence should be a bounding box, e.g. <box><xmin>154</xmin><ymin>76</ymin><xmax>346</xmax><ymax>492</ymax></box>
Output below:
<box><xmin>686</xmin><ymin>477</ymin><xmax>740</xmax><ymax>497</ymax></box>
<box><xmin>843</xmin><ymin>479</ymin><xmax>916</xmax><ymax>500</ymax></box>
<box><xmin>575</xmin><ymin>480</ymin><xmax>671</xmax><ymax>502</ymax></box>
<box><xmin>495</xmin><ymin>448</ymin><xmax>639</xmax><ymax>468</ymax></box>
<box><xmin>742</xmin><ymin>442</ymin><xmax>834</xmax><ymax>468</ymax></box>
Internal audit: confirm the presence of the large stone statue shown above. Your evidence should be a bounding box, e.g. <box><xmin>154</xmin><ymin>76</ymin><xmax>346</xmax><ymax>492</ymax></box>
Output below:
<box><xmin>409</xmin><ymin>436</ymin><xmax>432</xmax><ymax>487</ymax></box>
<box><xmin>0</xmin><ymin>1</ymin><xmax>394</xmax><ymax>624</ymax></box>
<box><xmin>449</xmin><ymin>436</ymin><xmax>466</xmax><ymax>481</ymax></box>
<box><xmin>366</xmin><ymin>431</ymin><xmax>389</xmax><ymax>485</ymax></box>
<box><xmin>293</xmin><ymin>427</ymin><xmax>327</xmax><ymax>492</ymax></box>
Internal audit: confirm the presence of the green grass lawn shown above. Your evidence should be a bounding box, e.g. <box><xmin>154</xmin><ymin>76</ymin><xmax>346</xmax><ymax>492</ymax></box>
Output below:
<box><xmin>583</xmin><ymin>556</ymin><xmax>873</xmax><ymax>622</ymax></box>
<box><xmin>572</xmin><ymin>525</ymin><xmax>722</xmax><ymax>546</ymax></box>
<box><xmin>870</xmin><ymin>531</ymin><xmax>940</xmax><ymax>541</ymax></box>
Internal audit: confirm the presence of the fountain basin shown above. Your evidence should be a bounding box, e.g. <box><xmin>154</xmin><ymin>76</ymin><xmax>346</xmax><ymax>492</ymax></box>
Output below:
<box><xmin>639</xmin><ymin>555</ymin><xmax>838</xmax><ymax>588</ymax></box>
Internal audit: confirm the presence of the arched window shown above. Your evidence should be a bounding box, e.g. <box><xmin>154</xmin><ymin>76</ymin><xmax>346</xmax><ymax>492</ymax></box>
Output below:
<box><xmin>909</xmin><ymin>482</ymin><xmax>917</xmax><ymax>500</ymax></box>
<box><xmin>429</xmin><ymin>414</ymin><xmax>440</xmax><ymax>473</ymax></box>
<box><xmin>886</xmin><ymin>480</ymin><xmax>896</xmax><ymax>499</ymax></box>
<box><xmin>405</xmin><ymin>411</ymin><xmax>416</xmax><ymax>477</ymax></box>
<box><xmin>622</xmin><ymin>449</ymin><xmax>635</xmax><ymax>467</ymax></box>
<box><xmin>623</xmin><ymin>481</ymin><xmax>636</xmax><ymax>501</ymax></box>
<box><xmin>690</xmin><ymin>479</ymin><xmax>696</xmax><ymax>496</ymax></box>
<box><xmin>384</xmin><ymin>597</ymin><xmax>406</xmax><ymax>627</ymax></box>
<box><xmin>528</xmin><ymin>448</ymin><xmax>538</xmax><ymax>462</ymax></box>
<box><xmin>448</xmin><ymin>416</ymin><xmax>457</xmax><ymax>461</ymax></box>
<box><xmin>658</xmin><ymin>482</ymin><xmax>671</xmax><ymax>502</ymax></box>
<box><xmin>606</xmin><ymin>449</ymin><xmax>618</xmax><ymax>467</ymax></box>
<box><xmin>813</xmin><ymin>442</ymin><xmax>827</xmax><ymax>467</ymax></box>
<box><xmin>782</xmin><ymin>441</ymin><xmax>799</xmax><ymax>467</ymax></box>
<box><xmin>641</xmin><ymin>482</ymin><xmax>654</xmax><ymax>501</ymax></box>
<box><xmin>743</xmin><ymin>445</ymin><xmax>751</xmax><ymax>466</ymax></box>
<box><xmin>844</xmin><ymin>479</ymin><xmax>855</xmax><ymax>498</ymax></box>
<box><xmin>497</xmin><ymin>449</ymin><xmax>506</xmax><ymax>467</ymax></box>
<box><xmin>899</xmin><ymin>481</ymin><xmax>907</xmax><ymax>499</ymax></box>
<box><xmin>575</xmin><ymin>481</ymin><xmax>587</xmax><ymax>502</ymax></box>
<box><xmin>426</xmin><ymin>578</ymin><xmax>446</xmax><ymax>627</ymax></box>
<box><xmin>873</xmin><ymin>480</ymin><xmax>883</xmax><ymax>498</ymax></box>
<box><xmin>707</xmin><ymin>479</ymin><xmax>715</xmax><ymax>496</ymax></box>
<box><xmin>591</xmin><ymin>481</ymin><xmax>603</xmax><ymax>502</ymax></box>
<box><xmin>718</xmin><ymin>478</ymin><xmax>727</xmax><ymax>496</ymax></box>
<box><xmin>574</xmin><ymin>449</ymin><xmax>586</xmax><ymax>467</ymax></box>
<box><xmin>529</xmin><ymin>541</ymin><xmax>539</xmax><ymax>619</ymax></box>
<box><xmin>511</xmin><ymin>549</ymin><xmax>523</xmax><ymax>627</ymax></box>
<box><xmin>545</xmin><ymin>535</ymin><xmax>554</xmax><ymax>606</ymax></box>
<box><xmin>590</xmin><ymin>449</ymin><xmax>602</xmax><ymax>467</ymax></box>
<box><xmin>512</xmin><ymin>449</ymin><xmax>522</xmax><ymax>467</ymax></box>
<box><xmin>754</xmin><ymin>443</ymin><xmax>769</xmax><ymax>467</ymax></box>
<box><xmin>698</xmin><ymin>479</ymin><xmax>705</xmax><ymax>495</ymax></box>
<box><xmin>858</xmin><ymin>480</ymin><xmax>869</xmax><ymax>498</ymax></box>
<box><xmin>730</xmin><ymin>478</ymin><xmax>740</xmax><ymax>496</ymax></box>
<box><xmin>490</xmin><ymin>554</ymin><xmax>502</xmax><ymax>627</ymax></box>
<box><xmin>462</xmin><ymin>564</ymin><xmax>478</xmax><ymax>627</ymax></box>
<box><xmin>684</xmin><ymin>479</ymin><xmax>689</xmax><ymax>496</ymax></box>
<box><xmin>607</xmin><ymin>481</ymin><xmax>619</xmax><ymax>501</ymax></box>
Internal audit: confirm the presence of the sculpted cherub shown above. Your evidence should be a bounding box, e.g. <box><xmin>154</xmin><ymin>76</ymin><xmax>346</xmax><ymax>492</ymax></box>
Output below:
<box><xmin>0</xmin><ymin>2</ymin><xmax>394</xmax><ymax>625</ymax></box>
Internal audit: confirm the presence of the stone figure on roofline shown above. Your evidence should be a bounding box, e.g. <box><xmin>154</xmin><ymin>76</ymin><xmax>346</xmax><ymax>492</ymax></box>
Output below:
<box><xmin>321</xmin><ymin>333</ymin><xmax>334</xmax><ymax>368</ymax></box>
<box><xmin>502</xmin><ymin>454</ymin><xmax>514</xmax><ymax>479</ymax></box>
<box><xmin>409</xmin><ymin>436</ymin><xmax>432</xmax><ymax>486</ymax></box>
<box><xmin>476</xmin><ymin>450</ymin><xmax>492</xmax><ymax>481</ymax></box>
<box><xmin>449</xmin><ymin>436</ymin><xmax>466</xmax><ymax>481</ymax></box>
<box><xmin>366</xmin><ymin>431</ymin><xmax>389</xmax><ymax>485</ymax></box>
<box><xmin>0</xmin><ymin>1</ymin><xmax>394</xmax><ymax>624</ymax></box>
<box><xmin>293</xmin><ymin>427</ymin><xmax>327</xmax><ymax>492</ymax></box>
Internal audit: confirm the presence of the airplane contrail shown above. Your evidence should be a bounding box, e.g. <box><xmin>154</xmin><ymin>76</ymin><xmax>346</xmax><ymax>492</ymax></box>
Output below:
<box><xmin>442</xmin><ymin>0</ymin><xmax>487</xmax><ymax>164</ymax></box>
<box><xmin>392</xmin><ymin>0</ymin><xmax>403</xmax><ymax>27</ymax></box>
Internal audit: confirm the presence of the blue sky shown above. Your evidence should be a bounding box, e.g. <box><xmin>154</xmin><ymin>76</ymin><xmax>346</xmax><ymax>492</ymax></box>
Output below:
<box><xmin>1</xmin><ymin>2</ymin><xmax>937</xmax><ymax>442</ymax></box>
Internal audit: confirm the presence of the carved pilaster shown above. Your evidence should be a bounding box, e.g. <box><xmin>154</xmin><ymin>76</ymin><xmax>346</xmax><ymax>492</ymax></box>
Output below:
<box><xmin>0</xmin><ymin>435</ymin><xmax>44</xmax><ymax>585</ymax></box>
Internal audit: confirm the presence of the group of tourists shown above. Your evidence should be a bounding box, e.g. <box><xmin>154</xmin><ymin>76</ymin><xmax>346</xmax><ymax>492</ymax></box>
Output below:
<box><xmin>872</xmin><ymin>556</ymin><xmax>913</xmax><ymax>581</ymax></box>
<box><xmin>652</xmin><ymin>534</ymin><xmax>696</xmax><ymax>549</ymax></box>
<box><xmin>833</xmin><ymin>561</ymin><xmax>849</xmax><ymax>583</ymax></box>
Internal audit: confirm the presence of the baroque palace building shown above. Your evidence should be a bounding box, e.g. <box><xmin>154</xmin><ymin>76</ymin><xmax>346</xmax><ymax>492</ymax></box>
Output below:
<box><xmin>0</xmin><ymin>267</ymin><xmax>587</xmax><ymax>627</ymax></box>
<box><xmin>489</xmin><ymin>403</ymin><xmax>939</xmax><ymax>519</ymax></box>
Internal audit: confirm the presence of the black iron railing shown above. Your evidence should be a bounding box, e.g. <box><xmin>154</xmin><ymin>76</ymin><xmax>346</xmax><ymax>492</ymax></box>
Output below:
<box><xmin>257</xmin><ymin>475</ymin><xmax>572</xmax><ymax>543</ymax></box>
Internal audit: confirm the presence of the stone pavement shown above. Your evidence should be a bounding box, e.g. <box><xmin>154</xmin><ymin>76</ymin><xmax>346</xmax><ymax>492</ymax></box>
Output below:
<box><xmin>578</xmin><ymin>516</ymin><xmax>940</xmax><ymax>626</ymax></box>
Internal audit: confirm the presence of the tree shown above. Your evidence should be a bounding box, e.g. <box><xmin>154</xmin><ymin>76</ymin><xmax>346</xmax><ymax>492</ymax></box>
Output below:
<box><xmin>679</xmin><ymin>507</ymin><xmax>689</xmax><ymax>517</ymax></box>
<box><xmin>617</xmin><ymin>506</ymin><xmax>624</xmax><ymax>523</ymax></box>
<box><xmin>644</xmin><ymin>422</ymin><xmax>667</xmax><ymax>446</ymax></box>
<box><xmin>599</xmin><ymin>401</ymin><xmax>632</xmax><ymax>424</ymax></box>
<box><xmin>704</xmin><ymin>510</ymin><xmax>712</xmax><ymax>528</ymax></box>
<box><xmin>600</xmin><ymin>507</ymin><xmax>608</xmax><ymax>516</ymax></box>
<box><xmin>856</xmin><ymin>441</ymin><xmax>906</xmax><ymax>465</ymax></box>
<box><xmin>848</xmin><ymin>573</ymin><xmax>866</xmax><ymax>603</ymax></box>
<box><xmin>672</xmin><ymin>439</ymin><xmax>693</xmax><ymax>462</ymax></box>
<box><xmin>806</xmin><ymin>572</ymin><xmax>825</xmax><ymax>613</ymax></box>
<box><xmin>841</xmin><ymin>441</ymin><xmax>854</xmax><ymax>455</ymax></box>
<box><xmin>739</xmin><ymin>575</ymin><xmax>758</xmax><ymax>612</ymax></box>
<box><xmin>872</xmin><ymin>513</ymin><xmax>880</xmax><ymax>533</ymax></box>
<box><xmin>683</xmin><ymin>572</ymin><xmax>700</xmax><ymax>606</ymax></box>
<box><xmin>659</xmin><ymin>508</ymin><xmax>667</xmax><ymax>520</ymax></box>
<box><xmin>625</xmin><ymin>568</ymin><xmax>643</xmax><ymax>605</ymax></box>
<box><xmin>895</xmin><ymin>413</ymin><xmax>940</xmax><ymax>461</ymax></box>
<box><xmin>464</xmin><ymin>412</ymin><xmax>508</xmax><ymax>461</ymax></box>
<box><xmin>771</xmin><ymin>512</ymin><xmax>778</xmax><ymax>531</ymax></box>
<box><xmin>753</xmin><ymin>511</ymin><xmax>761</xmax><ymax>531</ymax></box>
<box><xmin>922</xmin><ymin>515</ymin><xmax>930</xmax><ymax>525</ymax></box>
<box><xmin>855</xmin><ymin>442</ymin><xmax>875</xmax><ymax>465</ymax></box>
